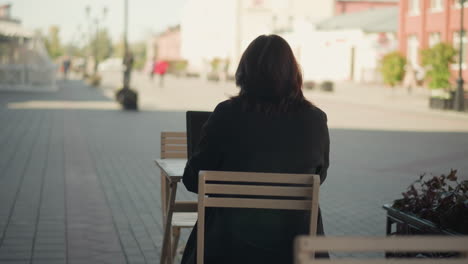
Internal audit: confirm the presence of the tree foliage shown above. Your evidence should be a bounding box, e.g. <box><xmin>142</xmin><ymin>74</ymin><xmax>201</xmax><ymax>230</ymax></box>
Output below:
<box><xmin>86</xmin><ymin>29</ymin><xmax>113</xmax><ymax>65</ymax></box>
<box><xmin>421</xmin><ymin>43</ymin><xmax>457</xmax><ymax>90</ymax></box>
<box><xmin>130</xmin><ymin>41</ymin><xmax>146</xmax><ymax>70</ymax></box>
<box><xmin>113</xmin><ymin>37</ymin><xmax>125</xmax><ymax>58</ymax></box>
<box><xmin>380</xmin><ymin>51</ymin><xmax>406</xmax><ymax>87</ymax></box>
<box><xmin>44</xmin><ymin>26</ymin><xmax>63</xmax><ymax>59</ymax></box>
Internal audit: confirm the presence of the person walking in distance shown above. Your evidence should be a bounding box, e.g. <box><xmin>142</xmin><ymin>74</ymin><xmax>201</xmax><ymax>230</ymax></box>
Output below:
<box><xmin>63</xmin><ymin>57</ymin><xmax>71</xmax><ymax>80</ymax></box>
<box><xmin>149</xmin><ymin>57</ymin><xmax>156</xmax><ymax>80</ymax></box>
<box><xmin>155</xmin><ymin>60</ymin><xmax>168</xmax><ymax>87</ymax></box>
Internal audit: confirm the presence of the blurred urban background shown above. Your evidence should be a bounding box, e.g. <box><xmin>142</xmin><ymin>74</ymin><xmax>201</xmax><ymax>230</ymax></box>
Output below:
<box><xmin>1</xmin><ymin>0</ymin><xmax>468</xmax><ymax>263</ymax></box>
<box><xmin>1</xmin><ymin>0</ymin><xmax>467</xmax><ymax>104</ymax></box>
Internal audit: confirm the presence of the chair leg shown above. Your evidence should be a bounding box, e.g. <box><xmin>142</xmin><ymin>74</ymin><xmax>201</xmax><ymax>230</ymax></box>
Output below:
<box><xmin>161</xmin><ymin>221</ymin><xmax>172</xmax><ymax>264</ymax></box>
<box><xmin>172</xmin><ymin>227</ymin><xmax>181</xmax><ymax>260</ymax></box>
<box><xmin>160</xmin><ymin>182</ymin><xmax>177</xmax><ymax>264</ymax></box>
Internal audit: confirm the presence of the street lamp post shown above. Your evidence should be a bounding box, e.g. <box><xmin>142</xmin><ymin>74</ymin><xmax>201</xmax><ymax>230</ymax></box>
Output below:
<box><xmin>123</xmin><ymin>0</ymin><xmax>128</xmax><ymax>60</ymax></box>
<box><xmin>84</xmin><ymin>6</ymin><xmax>108</xmax><ymax>76</ymax></box>
<box><xmin>116</xmin><ymin>0</ymin><xmax>138</xmax><ymax>110</ymax></box>
<box><xmin>456</xmin><ymin>0</ymin><xmax>466</xmax><ymax>111</ymax></box>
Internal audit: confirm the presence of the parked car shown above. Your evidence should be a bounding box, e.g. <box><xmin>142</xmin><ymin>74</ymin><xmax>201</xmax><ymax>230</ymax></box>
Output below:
<box><xmin>98</xmin><ymin>57</ymin><xmax>125</xmax><ymax>72</ymax></box>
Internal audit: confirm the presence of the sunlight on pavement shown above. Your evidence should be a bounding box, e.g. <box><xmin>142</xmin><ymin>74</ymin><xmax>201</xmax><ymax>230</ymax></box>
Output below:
<box><xmin>7</xmin><ymin>100</ymin><xmax>120</xmax><ymax>110</ymax></box>
<box><xmin>99</xmin><ymin>72</ymin><xmax>468</xmax><ymax>133</ymax></box>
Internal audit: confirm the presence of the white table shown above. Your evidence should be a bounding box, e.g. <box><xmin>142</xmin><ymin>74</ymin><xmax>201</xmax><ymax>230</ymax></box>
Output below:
<box><xmin>155</xmin><ymin>158</ymin><xmax>197</xmax><ymax>264</ymax></box>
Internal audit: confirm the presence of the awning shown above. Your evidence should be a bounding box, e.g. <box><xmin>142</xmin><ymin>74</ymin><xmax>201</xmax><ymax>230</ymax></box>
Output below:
<box><xmin>0</xmin><ymin>20</ymin><xmax>33</xmax><ymax>38</ymax></box>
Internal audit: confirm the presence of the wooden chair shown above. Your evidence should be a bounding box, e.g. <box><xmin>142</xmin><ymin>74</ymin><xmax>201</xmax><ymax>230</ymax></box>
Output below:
<box><xmin>160</xmin><ymin>131</ymin><xmax>188</xmax><ymax>218</ymax></box>
<box><xmin>294</xmin><ymin>236</ymin><xmax>468</xmax><ymax>264</ymax></box>
<box><xmin>197</xmin><ymin>170</ymin><xmax>321</xmax><ymax>264</ymax></box>
<box><xmin>160</xmin><ymin>132</ymin><xmax>197</xmax><ymax>262</ymax></box>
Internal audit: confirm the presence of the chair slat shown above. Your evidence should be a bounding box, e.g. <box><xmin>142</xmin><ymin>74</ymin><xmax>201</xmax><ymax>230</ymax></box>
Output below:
<box><xmin>204</xmin><ymin>197</ymin><xmax>312</xmax><ymax>210</ymax></box>
<box><xmin>164</xmin><ymin>138</ymin><xmax>187</xmax><ymax>144</ymax></box>
<box><xmin>162</xmin><ymin>132</ymin><xmax>186</xmax><ymax>138</ymax></box>
<box><xmin>307</xmin><ymin>260</ymin><xmax>468</xmax><ymax>264</ymax></box>
<box><xmin>173</xmin><ymin>201</ymin><xmax>198</xmax><ymax>212</ymax></box>
<box><xmin>296</xmin><ymin>236</ymin><xmax>468</xmax><ymax>252</ymax></box>
<box><xmin>205</xmin><ymin>184</ymin><xmax>314</xmax><ymax>197</ymax></box>
<box><xmin>202</xmin><ymin>171</ymin><xmax>317</xmax><ymax>184</ymax></box>
<box><xmin>161</xmin><ymin>152</ymin><xmax>187</xmax><ymax>159</ymax></box>
<box><xmin>162</xmin><ymin>145</ymin><xmax>187</xmax><ymax>152</ymax></box>
<box><xmin>172</xmin><ymin>212</ymin><xmax>197</xmax><ymax>228</ymax></box>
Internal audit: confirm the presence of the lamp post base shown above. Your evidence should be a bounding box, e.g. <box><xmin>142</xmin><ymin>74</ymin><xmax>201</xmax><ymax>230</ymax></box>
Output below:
<box><xmin>116</xmin><ymin>87</ymin><xmax>138</xmax><ymax>110</ymax></box>
<box><xmin>455</xmin><ymin>78</ymin><xmax>465</xmax><ymax>112</ymax></box>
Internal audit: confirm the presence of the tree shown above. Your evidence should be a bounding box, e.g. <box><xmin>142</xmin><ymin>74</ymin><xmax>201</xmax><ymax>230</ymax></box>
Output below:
<box><xmin>44</xmin><ymin>26</ymin><xmax>63</xmax><ymax>59</ymax></box>
<box><xmin>113</xmin><ymin>37</ymin><xmax>125</xmax><ymax>58</ymax></box>
<box><xmin>64</xmin><ymin>43</ymin><xmax>85</xmax><ymax>57</ymax></box>
<box><xmin>89</xmin><ymin>29</ymin><xmax>112</xmax><ymax>61</ymax></box>
<box><xmin>130</xmin><ymin>41</ymin><xmax>146</xmax><ymax>70</ymax></box>
<box><xmin>421</xmin><ymin>43</ymin><xmax>457</xmax><ymax>90</ymax></box>
<box><xmin>380</xmin><ymin>51</ymin><xmax>406</xmax><ymax>87</ymax></box>
<box><xmin>86</xmin><ymin>29</ymin><xmax>113</xmax><ymax>71</ymax></box>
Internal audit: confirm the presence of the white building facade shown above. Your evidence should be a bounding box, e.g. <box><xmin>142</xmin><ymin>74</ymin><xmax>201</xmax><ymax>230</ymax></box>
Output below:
<box><xmin>180</xmin><ymin>0</ymin><xmax>335</xmax><ymax>75</ymax></box>
<box><xmin>291</xmin><ymin>7</ymin><xmax>398</xmax><ymax>83</ymax></box>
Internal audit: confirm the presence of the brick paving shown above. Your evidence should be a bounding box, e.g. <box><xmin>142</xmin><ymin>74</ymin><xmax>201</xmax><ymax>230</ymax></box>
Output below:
<box><xmin>0</xmin><ymin>78</ymin><xmax>467</xmax><ymax>263</ymax></box>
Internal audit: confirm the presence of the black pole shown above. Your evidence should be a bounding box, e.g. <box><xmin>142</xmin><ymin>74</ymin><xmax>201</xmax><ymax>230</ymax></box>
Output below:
<box><xmin>116</xmin><ymin>0</ymin><xmax>138</xmax><ymax>110</ymax></box>
<box><xmin>456</xmin><ymin>0</ymin><xmax>466</xmax><ymax>111</ymax></box>
<box><xmin>123</xmin><ymin>0</ymin><xmax>129</xmax><ymax>90</ymax></box>
<box><xmin>123</xmin><ymin>0</ymin><xmax>128</xmax><ymax>57</ymax></box>
<box><xmin>94</xmin><ymin>19</ymin><xmax>99</xmax><ymax>74</ymax></box>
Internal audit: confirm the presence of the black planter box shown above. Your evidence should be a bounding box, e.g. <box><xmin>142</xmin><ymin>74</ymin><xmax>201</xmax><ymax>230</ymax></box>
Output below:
<box><xmin>465</xmin><ymin>96</ymin><xmax>468</xmax><ymax>111</ymax></box>
<box><xmin>383</xmin><ymin>204</ymin><xmax>461</xmax><ymax>258</ymax></box>
<box><xmin>429</xmin><ymin>97</ymin><xmax>453</xmax><ymax>110</ymax></box>
<box><xmin>383</xmin><ymin>204</ymin><xmax>460</xmax><ymax>236</ymax></box>
<box><xmin>116</xmin><ymin>88</ymin><xmax>138</xmax><ymax>110</ymax></box>
<box><xmin>320</xmin><ymin>81</ymin><xmax>334</xmax><ymax>92</ymax></box>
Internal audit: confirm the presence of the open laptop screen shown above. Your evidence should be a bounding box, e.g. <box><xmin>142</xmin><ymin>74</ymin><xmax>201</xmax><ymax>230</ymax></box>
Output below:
<box><xmin>186</xmin><ymin>111</ymin><xmax>212</xmax><ymax>159</ymax></box>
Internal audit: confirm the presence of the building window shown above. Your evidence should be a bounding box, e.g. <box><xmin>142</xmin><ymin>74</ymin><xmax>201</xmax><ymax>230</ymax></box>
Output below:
<box><xmin>409</xmin><ymin>0</ymin><xmax>420</xmax><ymax>15</ymax></box>
<box><xmin>454</xmin><ymin>0</ymin><xmax>468</xmax><ymax>8</ymax></box>
<box><xmin>430</xmin><ymin>0</ymin><xmax>444</xmax><ymax>11</ymax></box>
<box><xmin>407</xmin><ymin>35</ymin><xmax>420</xmax><ymax>66</ymax></box>
<box><xmin>453</xmin><ymin>31</ymin><xmax>467</xmax><ymax>64</ymax></box>
<box><xmin>429</xmin><ymin>32</ymin><xmax>441</xmax><ymax>47</ymax></box>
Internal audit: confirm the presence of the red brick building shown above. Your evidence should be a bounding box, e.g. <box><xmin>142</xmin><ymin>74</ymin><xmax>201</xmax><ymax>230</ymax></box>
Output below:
<box><xmin>336</xmin><ymin>0</ymin><xmax>398</xmax><ymax>15</ymax></box>
<box><xmin>399</xmin><ymin>0</ymin><xmax>468</xmax><ymax>84</ymax></box>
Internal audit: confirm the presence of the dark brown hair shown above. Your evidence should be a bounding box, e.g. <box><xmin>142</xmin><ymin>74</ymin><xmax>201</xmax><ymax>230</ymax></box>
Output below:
<box><xmin>233</xmin><ymin>34</ymin><xmax>312</xmax><ymax>113</ymax></box>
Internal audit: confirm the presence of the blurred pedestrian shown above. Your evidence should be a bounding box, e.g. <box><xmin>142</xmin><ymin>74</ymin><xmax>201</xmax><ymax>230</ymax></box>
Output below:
<box><xmin>149</xmin><ymin>57</ymin><xmax>156</xmax><ymax>80</ymax></box>
<box><xmin>155</xmin><ymin>60</ymin><xmax>169</xmax><ymax>87</ymax></box>
<box><xmin>63</xmin><ymin>57</ymin><xmax>71</xmax><ymax>80</ymax></box>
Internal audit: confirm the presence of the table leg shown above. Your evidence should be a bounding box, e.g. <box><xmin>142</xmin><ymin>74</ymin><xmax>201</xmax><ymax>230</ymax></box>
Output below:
<box><xmin>386</xmin><ymin>216</ymin><xmax>392</xmax><ymax>235</ymax></box>
<box><xmin>161</xmin><ymin>171</ymin><xmax>172</xmax><ymax>227</ymax></box>
<box><xmin>172</xmin><ymin>227</ymin><xmax>181</xmax><ymax>260</ymax></box>
<box><xmin>160</xmin><ymin>182</ymin><xmax>178</xmax><ymax>264</ymax></box>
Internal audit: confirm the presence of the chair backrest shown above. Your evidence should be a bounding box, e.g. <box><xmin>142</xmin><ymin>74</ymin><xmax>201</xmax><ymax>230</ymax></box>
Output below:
<box><xmin>197</xmin><ymin>170</ymin><xmax>321</xmax><ymax>264</ymax></box>
<box><xmin>294</xmin><ymin>236</ymin><xmax>468</xmax><ymax>264</ymax></box>
<box><xmin>160</xmin><ymin>132</ymin><xmax>187</xmax><ymax>159</ymax></box>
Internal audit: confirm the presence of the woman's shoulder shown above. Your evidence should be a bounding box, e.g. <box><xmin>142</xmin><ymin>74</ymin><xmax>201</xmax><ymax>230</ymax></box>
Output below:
<box><xmin>304</xmin><ymin>104</ymin><xmax>328</xmax><ymax>122</ymax></box>
<box><xmin>213</xmin><ymin>98</ymin><xmax>327</xmax><ymax>122</ymax></box>
<box><xmin>213</xmin><ymin>99</ymin><xmax>236</xmax><ymax>114</ymax></box>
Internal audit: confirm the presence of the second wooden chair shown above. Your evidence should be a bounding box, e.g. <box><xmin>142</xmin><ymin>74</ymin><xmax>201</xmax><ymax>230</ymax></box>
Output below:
<box><xmin>160</xmin><ymin>132</ymin><xmax>197</xmax><ymax>263</ymax></box>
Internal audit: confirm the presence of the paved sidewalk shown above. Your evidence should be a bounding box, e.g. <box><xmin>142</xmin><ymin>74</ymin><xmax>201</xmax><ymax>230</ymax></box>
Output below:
<box><xmin>0</xmin><ymin>80</ymin><xmax>183</xmax><ymax>264</ymax></box>
<box><xmin>1</xmin><ymin>78</ymin><xmax>467</xmax><ymax>263</ymax></box>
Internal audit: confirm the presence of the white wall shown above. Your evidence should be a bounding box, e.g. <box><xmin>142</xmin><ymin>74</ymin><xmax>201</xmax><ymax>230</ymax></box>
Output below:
<box><xmin>180</xmin><ymin>0</ymin><xmax>335</xmax><ymax>76</ymax></box>
<box><xmin>181</xmin><ymin>0</ymin><xmax>237</xmax><ymax>74</ymax></box>
<box><xmin>295</xmin><ymin>28</ymin><xmax>397</xmax><ymax>83</ymax></box>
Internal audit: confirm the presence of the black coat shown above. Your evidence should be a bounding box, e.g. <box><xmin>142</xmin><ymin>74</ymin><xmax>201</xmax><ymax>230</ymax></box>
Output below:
<box><xmin>181</xmin><ymin>99</ymin><xmax>330</xmax><ymax>264</ymax></box>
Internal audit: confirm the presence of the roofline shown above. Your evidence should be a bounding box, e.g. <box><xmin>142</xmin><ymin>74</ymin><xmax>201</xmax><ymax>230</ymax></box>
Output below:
<box><xmin>336</xmin><ymin>0</ymin><xmax>398</xmax><ymax>2</ymax></box>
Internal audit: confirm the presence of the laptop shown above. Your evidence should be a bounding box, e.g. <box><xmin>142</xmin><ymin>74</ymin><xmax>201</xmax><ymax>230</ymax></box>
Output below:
<box><xmin>186</xmin><ymin>111</ymin><xmax>212</xmax><ymax>159</ymax></box>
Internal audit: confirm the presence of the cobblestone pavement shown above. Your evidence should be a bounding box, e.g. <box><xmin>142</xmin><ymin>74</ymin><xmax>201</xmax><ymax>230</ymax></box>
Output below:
<box><xmin>0</xmin><ymin>78</ymin><xmax>467</xmax><ymax>263</ymax></box>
